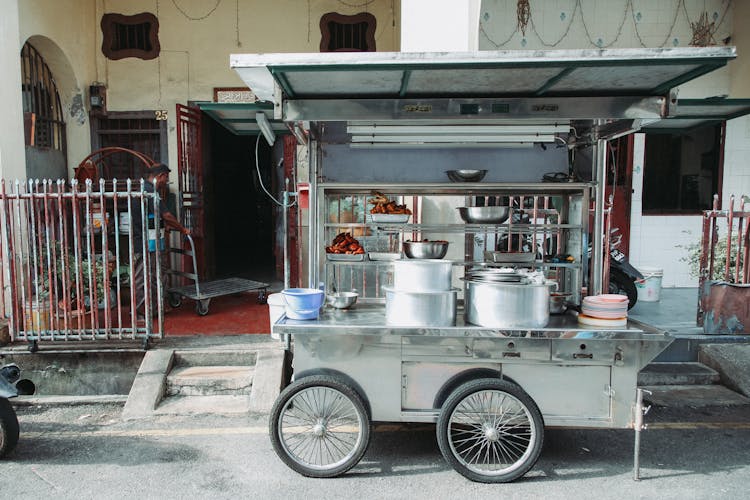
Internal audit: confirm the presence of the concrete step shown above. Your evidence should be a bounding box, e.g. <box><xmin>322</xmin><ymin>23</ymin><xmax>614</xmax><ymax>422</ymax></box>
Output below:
<box><xmin>155</xmin><ymin>394</ymin><xmax>251</xmax><ymax>415</ymax></box>
<box><xmin>638</xmin><ymin>362</ymin><xmax>720</xmax><ymax>386</ymax></box>
<box><xmin>699</xmin><ymin>344</ymin><xmax>750</xmax><ymax>398</ymax></box>
<box><xmin>172</xmin><ymin>350</ymin><xmax>257</xmax><ymax>368</ymax></box>
<box><xmin>166</xmin><ymin>365</ymin><xmax>254</xmax><ymax>396</ymax></box>
<box><xmin>641</xmin><ymin>384</ymin><xmax>750</xmax><ymax>408</ymax></box>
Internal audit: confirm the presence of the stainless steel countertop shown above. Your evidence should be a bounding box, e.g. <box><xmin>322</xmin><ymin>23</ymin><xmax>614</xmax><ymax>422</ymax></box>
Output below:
<box><xmin>273</xmin><ymin>304</ymin><xmax>668</xmax><ymax>340</ymax></box>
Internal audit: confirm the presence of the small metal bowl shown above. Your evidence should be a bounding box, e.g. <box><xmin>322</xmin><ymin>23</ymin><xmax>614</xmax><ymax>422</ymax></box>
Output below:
<box><xmin>403</xmin><ymin>240</ymin><xmax>449</xmax><ymax>259</ymax></box>
<box><xmin>457</xmin><ymin>206</ymin><xmax>510</xmax><ymax>224</ymax></box>
<box><xmin>446</xmin><ymin>169</ymin><xmax>488</xmax><ymax>182</ymax></box>
<box><xmin>326</xmin><ymin>291</ymin><xmax>358</xmax><ymax>309</ymax></box>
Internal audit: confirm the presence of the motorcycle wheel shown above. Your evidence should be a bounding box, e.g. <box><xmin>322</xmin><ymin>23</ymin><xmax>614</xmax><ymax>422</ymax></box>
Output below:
<box><xmin>0</xmin><ymin>397</ymin><xmax>20</xmax><ymax>458</ymax></box>
<box><xmin>609</xmin><ymin>269</ymin><xmax>638</xmax><ymax>310</ymax></box>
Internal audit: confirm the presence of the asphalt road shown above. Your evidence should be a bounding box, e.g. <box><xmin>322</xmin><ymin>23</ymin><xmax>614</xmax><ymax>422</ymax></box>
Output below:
<box><xmin>1</xmin><ymin>403</ymin><xmax>749</xmax><ymax>500</ymax></box>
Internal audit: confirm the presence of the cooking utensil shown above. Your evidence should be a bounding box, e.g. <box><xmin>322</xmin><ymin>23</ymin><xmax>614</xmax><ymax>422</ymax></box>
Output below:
<box><xmin>484</xmin><ymin>251</ymin><xmax>536</xmax><ymax>263</ymax></box>
<box><xmin>446</xmin><ymin>169</ymin><xmax>487</xmax><ymax>182</ymax></box>
<box><xmin>326</xmin><ymin>291</ymin><xmax>358</xmax><ymax>309</ymax></box>
<box><xmin>549</xmin><ymin>292</ymin><xmax>572</xmax><ymax>314</ymax></box>
<box><xmin>457</xmin><ymin>206</ymin><xmax>510</xmax><ymax>224</ymax></box>
<box><xmin>403</xmin><ymin>240</ymin><xmax>449</xmax><ymax>259</ymax></box>
<box><xmin>384</xmin><ymin>287</ymin><xmax>457</xmax><ymax>326</ymax></box>
<box><xmin>393</xmin><ymin>259</ymin><xmax>453</xmax><ymax>291</ymax></box>
<box><xmin>464</xmin><ymin>281</ymin><xmax>550</xmax><ymax>328</ymax></box>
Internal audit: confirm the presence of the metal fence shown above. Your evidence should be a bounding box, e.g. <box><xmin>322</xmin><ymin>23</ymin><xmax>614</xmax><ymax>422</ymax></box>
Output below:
<box><xmin>0</xmin><ymin>178</ymin><xmax>165</xmax><ymax>344</ymax></box>
<box><xmin>697</xmin><ymin>194</ymin><xmax>750</xmax><ymax>325</ymax></box>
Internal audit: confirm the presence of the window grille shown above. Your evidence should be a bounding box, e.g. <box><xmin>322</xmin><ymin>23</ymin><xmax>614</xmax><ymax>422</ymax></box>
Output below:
<box><xmin>320</xmin><ymin>12</ymin><xmax>376</xmax><ymax>52</ymax></box>
<box><xmin>20</xmin><ymin>42</ymin><xmax>66</xmax><ymax>152</ymax></box>
<box><xmin>101</xmin><ymin>13</ymin><xmax>160</xmax><ymax>60</ymax></box>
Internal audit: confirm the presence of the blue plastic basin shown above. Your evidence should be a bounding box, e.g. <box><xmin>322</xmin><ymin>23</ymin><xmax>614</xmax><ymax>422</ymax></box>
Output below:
<box><xmin>282</xmin><ymin>288</ymin><xmax>325</xmax><ymax>316</ymax></box>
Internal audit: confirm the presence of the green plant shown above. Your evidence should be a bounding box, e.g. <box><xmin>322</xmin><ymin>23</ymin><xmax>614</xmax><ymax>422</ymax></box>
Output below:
<box><xmin>680</xmin><ymin>234</ymin><xmax>745</xmax><ymax>282</ymax></box>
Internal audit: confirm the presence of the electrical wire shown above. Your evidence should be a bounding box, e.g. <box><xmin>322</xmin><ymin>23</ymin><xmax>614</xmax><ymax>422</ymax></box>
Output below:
<box><xmin>254</xmin><ymin>134</ymin><xmax>297</xmax><ymax>208</ymax></box>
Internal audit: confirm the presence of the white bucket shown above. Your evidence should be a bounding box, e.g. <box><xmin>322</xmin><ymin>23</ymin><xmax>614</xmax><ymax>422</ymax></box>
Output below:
<box><xmin>636</xmin><ymin>266</ymin><xmax>663</xmax><ymax>302</ymax></box>
<box><xmin>267</xmin><ymin>293</ymin><xmax>285</xmax><ymax>339</ymax></box>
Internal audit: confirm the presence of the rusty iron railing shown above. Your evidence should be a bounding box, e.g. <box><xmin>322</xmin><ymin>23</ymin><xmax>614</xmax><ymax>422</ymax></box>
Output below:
<box><xmin>0</xmin><ymin>178</ymin><xmax>165</xmax><ymax>346</ymax></box>
<box><xmin>697</xmin><ymin>194</ymin><xmax>750</xmax><ymax>326</ymax></box>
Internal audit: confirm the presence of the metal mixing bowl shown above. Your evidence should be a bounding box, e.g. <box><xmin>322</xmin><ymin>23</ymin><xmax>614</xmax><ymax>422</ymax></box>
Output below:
<box><xmin>403</xmin><ymin>240</ymin><xmax>449</xmax><ymax>259</ymax></box>
<box><xmin>326</xmin><ymin>291</ymin><xmax>358</xmax><ymax>309</ymax></box>
<box><xmin>457</xmin><ymin>206</ymin><xmax>510</xmax><ymax>224</ymax></box>
<box><xmin>446</xmin><ymin>169</ymin><xmax>488</xmax><ymax>182</ymax></box>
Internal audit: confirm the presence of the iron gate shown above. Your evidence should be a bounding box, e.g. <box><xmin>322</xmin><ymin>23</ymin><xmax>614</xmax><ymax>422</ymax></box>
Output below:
<box><xmin>0</xmin><ymin>178</ymin><xmax>165</xmax><ymax>343</ymax></box>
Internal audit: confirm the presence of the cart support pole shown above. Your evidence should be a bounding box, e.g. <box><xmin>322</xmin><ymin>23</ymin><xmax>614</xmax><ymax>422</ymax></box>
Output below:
<box><xmin>633</xmin><ymin>388</ymin><xmax>651</xmax><ymax>481</ymax></box>
<box><xmin>591</xmin><ymin>134</ymin><xmax>608</xmax><ymax>295</ymax></box>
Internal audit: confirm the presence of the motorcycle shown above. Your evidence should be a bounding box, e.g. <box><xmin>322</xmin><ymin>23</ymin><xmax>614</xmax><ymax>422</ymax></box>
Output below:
<box><xmin>1</xmin><ymin>364</ymin><xmax>34</xmax><ymax>458</ymax></box>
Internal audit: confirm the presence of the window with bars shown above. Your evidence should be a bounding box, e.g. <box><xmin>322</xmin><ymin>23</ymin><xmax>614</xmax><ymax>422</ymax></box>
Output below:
<box><xmin>92</xmin><ymin>113</ymin><xmax>166</xmax><ymax>180</ymax></box>
<box><xmin>320</xmin><ymin>12</ymin><xmax>376</xmax><ymax>52</ymax></box>
<box><xmin>101</xmin><ymin>12</ymin><xmax>160</xmax><ymax>60</ymax></box>
<box><xmin>20</xmin><ymin>42</ymin><xmax>66</xmax><ymax>152</ymax></box>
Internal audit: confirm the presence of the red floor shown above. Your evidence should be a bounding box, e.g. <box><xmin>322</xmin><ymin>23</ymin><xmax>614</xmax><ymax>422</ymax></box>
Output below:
<box><xmin>164</xmin><ymin>293</ymin><xmax>271</xmax><ymax>336</ymax></box>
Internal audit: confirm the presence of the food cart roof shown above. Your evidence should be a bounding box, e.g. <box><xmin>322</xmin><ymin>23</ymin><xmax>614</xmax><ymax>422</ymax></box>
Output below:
<box><xmin>231</xmin><ymin>47</ymin><xmax>735</xmax><ymax>105</ymax></box>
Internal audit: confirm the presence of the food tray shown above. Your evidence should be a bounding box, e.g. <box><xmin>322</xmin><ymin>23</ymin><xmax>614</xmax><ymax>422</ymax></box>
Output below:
<box><xmin>326</xmin><ymin>253</ymin><xmax>365</xmax><ymax>261</ymax></box>
<box><xmin>368</xmin><ymin>252</ymin><xmax>402</xmax><ymax>261</ymax></box>
<box><xmin>368</xmin><ymin>213</ymin><xmax>410</xmax><ymax>223</ymax></box>
<box><xmin>484</xmin><ymin>251</ymin><xmax>536</xmax><ymax>263</ymax></box>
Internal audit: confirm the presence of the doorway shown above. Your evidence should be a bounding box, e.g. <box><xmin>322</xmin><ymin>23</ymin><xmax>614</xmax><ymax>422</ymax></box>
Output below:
<box><xmin>207</xmin><ymin>117</ymin><xmax>277</xmax><ymax>285</ymax></box>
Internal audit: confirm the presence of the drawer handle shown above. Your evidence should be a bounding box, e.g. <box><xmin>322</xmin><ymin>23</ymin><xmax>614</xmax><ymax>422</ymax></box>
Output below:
<box><xmin>573</xmin><ymin>353</ymin><xmax>593</xmax><ymax>359</ymax></box>
<box><xmin>503</xmin><ymin>352</ymin><xmax>521</xmax><ymax>358</ymax></box>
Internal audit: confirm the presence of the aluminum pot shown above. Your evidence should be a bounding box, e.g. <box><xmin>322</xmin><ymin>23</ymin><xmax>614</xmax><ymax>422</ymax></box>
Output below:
<box><xmin>392</xmin><ymin>259</ymin><xmax>453</xmax><ymax>291</ymax></box>
<box><xmin>384</xmin><ymin>287</ymin><xmax>457</xmax><ymax>326</ymax></box>
<box><xmin>465</xmin><ymin>280</ymin><xmax>550</xmax><ymax>328</ymax></box>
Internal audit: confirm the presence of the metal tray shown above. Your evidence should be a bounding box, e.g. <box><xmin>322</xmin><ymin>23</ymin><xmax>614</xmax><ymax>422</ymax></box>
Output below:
<box><xmin>484</xmin><ymin>251</ymin><xmax>536</xmax><ymax>263</ymax></box>
<box><xmin>368</xmin><ymin>252</ymin><xmax>402</xmax><ymax>261</ymax></box>
<box><xmin>326</xmin><ymin>253</ymin><xmax>365</xmax><ymax>261</ymax></box>
<box><xmin>368</xmin><ymin>213</ymin><xmax>410</xmax><ymax>223</ymax></box>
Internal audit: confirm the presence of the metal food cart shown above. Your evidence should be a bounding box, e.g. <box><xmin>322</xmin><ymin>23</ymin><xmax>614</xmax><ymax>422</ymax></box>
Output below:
<box><xmin>232</xmin><ymin>46</ymin><xmax>736</xmax><ymax>482</ymax></box>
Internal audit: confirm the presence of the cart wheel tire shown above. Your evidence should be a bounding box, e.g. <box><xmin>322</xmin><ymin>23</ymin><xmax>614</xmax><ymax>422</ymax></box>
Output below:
<box><xmin>437</xmin><ymin>378</ymin><xmax>544</xmax><ymax>483</ymax></box>
<box><xmin>269</xmin><ymin>375</ymin><xmax>371</xmax><ymax>478</ymax></box>
<box><xmin>195</xmin><ymin>300</ymin><xmax>210</xmax><ymax>316</ymax></box>
<box><xmin>0</xmin><ymin>398</ymin><xmax>20</xmax><ymax>458</ymax></box>
<box><xmin>257</xmin><ymin>290</ymin><xmax>267</xmax><ymax>305</ymax></box>
<box><xmin>168</xmin><ymin>293</ymin><xmax>182</xmax><ymax>308</ymax></box>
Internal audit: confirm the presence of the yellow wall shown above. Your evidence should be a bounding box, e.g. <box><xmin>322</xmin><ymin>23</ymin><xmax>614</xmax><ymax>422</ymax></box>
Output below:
<box><xmin>18</xmin><ymin>0</ymin><xmax>401</xmax><ymax>174</ymax></box>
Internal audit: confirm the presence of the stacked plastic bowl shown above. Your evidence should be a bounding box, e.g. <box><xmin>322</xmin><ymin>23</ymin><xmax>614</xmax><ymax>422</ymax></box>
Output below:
<box><xmin>281</xmin><ymin>288</ymin><xmax>325</xmax><ymax>320</ymax></box>
<box><xmin>578</xmin><ymin>294</ymin><xmax>628</xmax><ymax>326</ymax></box>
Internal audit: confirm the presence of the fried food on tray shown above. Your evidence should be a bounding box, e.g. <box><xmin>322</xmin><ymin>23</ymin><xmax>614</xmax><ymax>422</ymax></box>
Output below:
<box><xmin>368</xmin><ymin>191</ymin><xmax>412</xmax><ymax>215</ymax></box>
<box><xmin>325</xmin><ymin>232</ymin><xmax>365</xmax><ymax>254</ymax></box>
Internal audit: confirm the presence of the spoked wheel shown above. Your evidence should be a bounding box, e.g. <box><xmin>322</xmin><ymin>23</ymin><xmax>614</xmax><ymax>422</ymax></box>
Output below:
<box><xmin>269</xmin><ymin>375</ymin><xmax>371</xmax><ymax>478</ymax></box>
<box><xmin>0</xmin><ymin>398</ymin><xmax>20</xmax><ymax>458</ymax></box>
<box><xmin>437</xmin><ymin>378</ymin><xmax>544</xmax><ymax>483</ymax></box>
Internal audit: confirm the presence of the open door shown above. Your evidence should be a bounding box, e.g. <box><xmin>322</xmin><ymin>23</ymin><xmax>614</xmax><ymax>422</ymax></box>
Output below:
<box><xmin>176</xmin><ymin>104</ymin><xmax>205</xmax><ymax>277</ymax></box>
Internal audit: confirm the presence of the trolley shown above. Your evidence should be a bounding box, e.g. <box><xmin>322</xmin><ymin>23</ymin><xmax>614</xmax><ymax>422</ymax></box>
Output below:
<box><xmin>167</xmin><ymin>234</ymin><xmax>268</xmax><ymax>315</ymax></box>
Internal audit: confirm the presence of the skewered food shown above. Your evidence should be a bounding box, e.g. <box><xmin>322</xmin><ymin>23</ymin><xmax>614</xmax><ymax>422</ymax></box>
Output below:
<box><xmin>369</xmin><ymin>192</ymin><xmax>412</xmax><ymax>215</ymax></box>
<box><xmin>326</xmin><ymin>232</ymin><xmax>365</xmax><ymax>254</ymax></box>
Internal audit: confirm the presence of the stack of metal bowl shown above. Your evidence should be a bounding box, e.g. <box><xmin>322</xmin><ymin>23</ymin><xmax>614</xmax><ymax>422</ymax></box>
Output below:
<box><xmin>446</xmin><ymin>169</ymin><xmax>487</xmax><ymax>182</ymax></box>
<box><xmin>403</xmin><ymin>240</ymin><xmax>449</xmax><ymax>259</ymax></box>
<box><xmin>457</xmin><ymin>206</ymin><xmax>510</xmax><ymax>224</ymax></box>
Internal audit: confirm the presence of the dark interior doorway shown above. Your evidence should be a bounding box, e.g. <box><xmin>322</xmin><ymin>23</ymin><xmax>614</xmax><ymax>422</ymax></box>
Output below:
<box><xmin>208</xmin><ymin>119</ymin><xmax>276</xmax><ymax>283</ymax></box>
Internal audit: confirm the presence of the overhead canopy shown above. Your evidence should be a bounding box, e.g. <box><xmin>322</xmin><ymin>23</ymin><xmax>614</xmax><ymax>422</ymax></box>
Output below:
<box><xmin>231</xmin><ymin>47</ymin><xmax>736</xmax><ymax>108</ymax></box>
<box><xmin>641</xmin><ymin>98</ymin><xmax>750</xmax><ymax>132</ymax></box>
<box><xmin>196</xmin><ymin>102</ymin><xmax>287</xmax><ymax>136</ymax></box>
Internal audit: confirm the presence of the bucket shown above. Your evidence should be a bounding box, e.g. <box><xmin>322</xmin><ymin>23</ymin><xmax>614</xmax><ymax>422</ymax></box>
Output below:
<box><xmin>267</xmin><ymin>293</ymin><xmax>285</xmax><ymax>339</ymax></box>
<box><xmin>635</xmin><ymin>266</ymin><xmax>663</xmax><ymax>302</ymax></box>
<box><xmin>281</xmin><ymin>288</ymin><xmax>325</xmax><ymax>321</ymax></box>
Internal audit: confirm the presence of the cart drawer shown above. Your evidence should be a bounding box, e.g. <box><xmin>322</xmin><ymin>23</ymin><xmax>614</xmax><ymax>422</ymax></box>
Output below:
<box><xmin>550</xmin><ymin>339</ymin><xmax>618</xmax><ymax>364</ymax></box>
<box><xmin>402</xmin><ymin>337</ymin><xmax>473</xmax><ymax>357</ymax></box>
<box><xmin>472</xmin><ymin>338</ymin><xmax>551</xmax><ymax>361</ymax></box>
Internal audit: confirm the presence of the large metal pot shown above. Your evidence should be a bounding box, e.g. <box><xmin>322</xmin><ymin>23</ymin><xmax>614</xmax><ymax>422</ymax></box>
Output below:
<box><xmin>384</xmin><ymin>287</ymin><xmax>457</xmax><ymax>326</ymax></box>
<box><xmin>464</xmin><ymin>280</ymin><xmax>550</xmax><ymax>328</ymax></box>
<box><xmin>392</xmin><ymin>259</ymin><xmax>453</xmax><ymax>291</ymax></box>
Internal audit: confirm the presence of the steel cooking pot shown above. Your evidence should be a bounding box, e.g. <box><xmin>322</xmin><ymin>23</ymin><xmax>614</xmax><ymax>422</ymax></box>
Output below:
<box><xmin>464</xmin><ymin>280</ymin><xmax>550</xmax><ymax>328</ymax></box>
<box><xmin>392</xmin><ymin>259</ymin><xmax>453</xmax><ymax>291</ymax></box>
<box><xmin>384</xmin><ymin>287</ymin><xmax>458</xmax><ymax>326</ymax></box>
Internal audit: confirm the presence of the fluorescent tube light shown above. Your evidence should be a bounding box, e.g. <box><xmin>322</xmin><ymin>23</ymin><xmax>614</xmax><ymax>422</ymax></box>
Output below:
<box><xmin>347</xmin><ymin>124</ymin><xmax>567</xmax><ymax>135</ymax></box>
<box><xmin>256</xmin><ymin>112</ymin><xmax>276</xmax><ymax>146</ymax></box>
<box><xmin>350</xmin><ymin>134</ymin><xmax>554</xmax><ymax>143</ymax></box>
